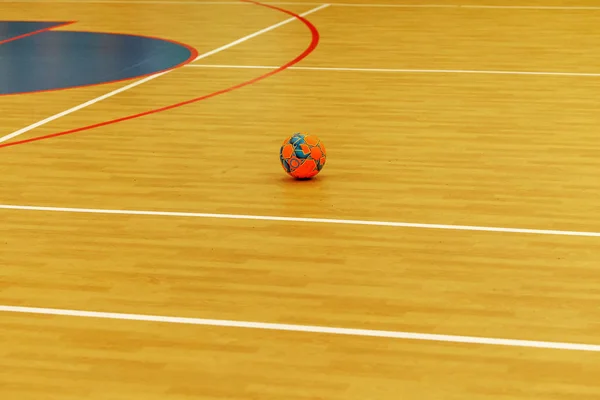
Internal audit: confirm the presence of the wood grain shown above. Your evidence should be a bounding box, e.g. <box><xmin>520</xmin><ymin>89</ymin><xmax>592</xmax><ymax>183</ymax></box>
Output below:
<box><xmin>2</xmin><ymin>2</ymin><xmax>600</xmax><ymax>399</ymax></box>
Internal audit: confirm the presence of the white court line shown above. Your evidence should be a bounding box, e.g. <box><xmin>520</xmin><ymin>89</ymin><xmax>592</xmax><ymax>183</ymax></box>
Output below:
<box><xmin>0</xmin><ymin>72</ymin><xmax>172</xmax><ymax>144</ymax></box>
<box><xmin>1</xmin><ymin>305</ymin><xmax>599</xmax><ymax>352</ymax></box>
<box><xmin>0</xmin><ymin>3</ymin><xmax>330</xmax><ymax>144</ymax></box>
<box><xmin>335</xmin><ymin>3</ymin><xmax>600</xmax><ymax>9</ymax></box>
<box><xmin>0</xmin><ymin>0</ymin><xmax>252</xmax><ymax>3</ymax></box>
<box><xmin>187</xmin><ymin>64</ymin><xmax>600</xmax><ymax>77</ymax></box>
<box><xmin>0</xmin><ymin>0</ymin><xmax>259</xmax><ymax>3</ymax></box>
<box><xmin>4</xmin><ymin>0</ymin><xmax>600</xmax><ymax>10</ymax></box>
<box><xmin>1</xmin><ymin>203</ymin><xmax>600</xmax><ymax>238</ymax></box>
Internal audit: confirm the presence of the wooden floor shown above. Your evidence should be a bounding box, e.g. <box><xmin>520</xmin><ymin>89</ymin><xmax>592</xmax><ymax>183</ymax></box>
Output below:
<box><xmin>2</xmin><ymin>0</ymin><xmax>600</xmax><ymax>398</ymax></box>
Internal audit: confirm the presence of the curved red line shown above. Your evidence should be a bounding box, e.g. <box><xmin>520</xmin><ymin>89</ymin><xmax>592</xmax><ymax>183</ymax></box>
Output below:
<box><xmin>0</xmin><ymin>21</ymin><xmax>75</xmax><ymax>46</ymax></box>
<box><xmin>0</xmin><ymin>30</ymin><xmax>199</xmax><ymax>97</ymax></box>
<box><xmin>0</xmin><ymin>0</ymin><xmax>320</xmax><ymax>150</ymax></box>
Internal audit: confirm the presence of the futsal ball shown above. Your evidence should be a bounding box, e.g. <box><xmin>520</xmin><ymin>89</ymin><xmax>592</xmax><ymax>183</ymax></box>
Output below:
<box><xmin>279</xmin><ymin>133</ymin><xmax>326</xmax><ymax>179</ymax></box>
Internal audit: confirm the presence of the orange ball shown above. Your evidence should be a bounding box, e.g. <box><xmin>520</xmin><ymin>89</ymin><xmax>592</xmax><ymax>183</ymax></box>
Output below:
<box><xmin>279</xmin><ymin>133</ymin><xmax>326</xmax><ymax>179</ymax></box>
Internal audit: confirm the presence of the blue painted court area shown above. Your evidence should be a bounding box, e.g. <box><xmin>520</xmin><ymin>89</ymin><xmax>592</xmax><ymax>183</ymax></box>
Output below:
<box><xmin>0</xmin><ymin>21</ymin><xmax>66</xmax><ymax>42</ymax></box>
<box><xmin>0</xmin><ymin>21</ymin><xmax>195</xmax><ymax>95</ymax></box>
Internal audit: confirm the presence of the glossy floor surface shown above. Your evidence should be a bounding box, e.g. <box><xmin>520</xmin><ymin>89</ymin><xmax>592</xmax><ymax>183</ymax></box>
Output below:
<box><xmin>1</xmin><ymin>0</ymin><xmax>600</xmax><ymax>399</ymax></box>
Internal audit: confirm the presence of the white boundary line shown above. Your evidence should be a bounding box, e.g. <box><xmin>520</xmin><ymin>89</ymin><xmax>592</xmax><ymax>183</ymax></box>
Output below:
<box><xmin>1</xmin><ymin>305</ymin><xmax>599</xmax><ymax>352</ymax></box>
<box><xmin>0</xmin><ymin>4</ymin><xmax>330</xmax><ymax>144</ymax></box>
<box><xmin>186</xmin><ymin>63</ymin><xmax>600</xmax><ymax>77</ymax></box>
<box><xmin>0</xmin><ymin>72</ymin><xmax>171</xmax><ymax>144</ymax></box>
<box><xmin>336</xmin><ymin>4</ymin><xmax>600</xmax><ymax>9</ymax></box>
<box><xmin>3</xmin><ymin>1</ymin><xmax>600</xmax><ymax>10</ymax></box>
<box><xmin>1</xmin><ymin>203</ymin><xmax>599</xmax><ymax>238</ymax></box>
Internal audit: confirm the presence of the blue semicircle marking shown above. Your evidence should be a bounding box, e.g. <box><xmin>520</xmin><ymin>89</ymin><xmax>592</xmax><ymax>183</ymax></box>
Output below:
<box><xmin>0</xmin><ymin>21</ymin><xmax>69</xmax><ymax>42</ymax></box>
<box><xmin>0</xmin><ymin>28</ymin><xmax>194</xmax><ymax>95</ymax></box>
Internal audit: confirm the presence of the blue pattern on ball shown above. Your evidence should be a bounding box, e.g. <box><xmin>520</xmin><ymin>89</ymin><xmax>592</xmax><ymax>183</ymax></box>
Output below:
<box><xmin>294</xmin><ymin>147</ymin><xmax>310</xmax><ymax>159</ymax></box>
<box><xmin>290</xmin><ymin>133</ymin><xmax>305</xmax><ymax>146</ymax></box>
<box><xmin>280</xmin><ymin>155</ymin><xmax>291</xmax><ymax>172</ymax></box>
<box><xmin>289</xmin><ymin>133</ymin><xmax>310</xmax><ymax>159</ymax></box>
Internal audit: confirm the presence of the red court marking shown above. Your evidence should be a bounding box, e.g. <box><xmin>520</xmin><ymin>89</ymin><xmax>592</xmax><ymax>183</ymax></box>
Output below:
<box><xmin>0</xmin><ymin>21</ymin><xmax>75</xmax><ymax>46</ymax></box>
<box><xmin>0</xmin><ymin>31</ymin><xmax>199</xmax><ymax>97</ymax></box>
<box><xmin>0</xmin><ymin>0</ymin><xmax>321</xmax><ymax>150</ymax></box>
